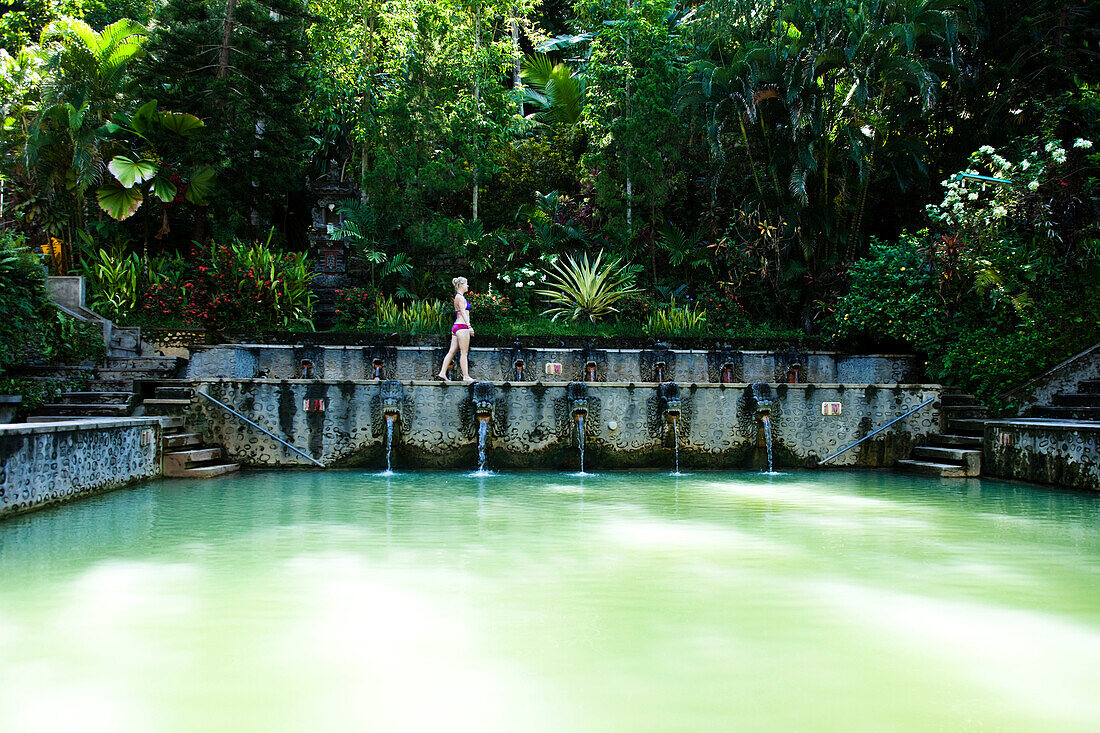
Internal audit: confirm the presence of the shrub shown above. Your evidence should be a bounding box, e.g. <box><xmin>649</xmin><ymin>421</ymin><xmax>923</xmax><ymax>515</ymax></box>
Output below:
<box><xmin>465</xmin><ymin>289</ymin><xmax>513</xmax><ymax>322</ymax></box>
<box><xmin>375</xmin><ymin>295</ymin><xmax>449</xmax><ymax>334</ymax></box>
<box><xmin>332</xmin><ymin>286</ymin><xmax>380</xmax><ymax>330</ymax></box>
<box><xmin>645</xmin><ymin>300</ymin><xmax>708</xmax><ymax>337</ymax></box>
<box><xmin>0</xmin><ymin>230</ymin><xmax>52</xmax><ymax>372</ymax></box>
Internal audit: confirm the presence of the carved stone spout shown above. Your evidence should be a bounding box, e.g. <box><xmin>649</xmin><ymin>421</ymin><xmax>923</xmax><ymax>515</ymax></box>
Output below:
<box><xmin>472</xmin><ymin>381</ymin><xmax>495</xmax><ymax>419</ymax></box>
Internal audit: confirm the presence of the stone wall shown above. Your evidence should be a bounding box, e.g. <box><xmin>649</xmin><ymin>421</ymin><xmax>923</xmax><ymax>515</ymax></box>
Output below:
<box><xmin>1000</xmin><ymin>343</ymin><xmax>1100</xmax><ymax>415</ymax></box>
<box><xmin>0</xmin><ymin>418</ymin><xmax>162</xmax><ymax>518</ymax></box>
<box><xmin>186</xmin><ymin>344</ymin><xmax>920</xmax><ymax>384</ymax></box>
<box><xmin>189</xmin><ymin>380</ymin><xmax>941</xmax><ymax>470</ymax></box>
<box><xmin>983</xmin><ymin>420</ymin><xmax>1100</xmax><ymax>492</ymax></box>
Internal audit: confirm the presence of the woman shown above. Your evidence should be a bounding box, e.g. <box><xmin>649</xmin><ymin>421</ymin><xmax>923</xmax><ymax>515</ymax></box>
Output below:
<box><xmin>437</xmin><ymin>276</ymin><xmax>476</xmax><ymax>382</ymax></box>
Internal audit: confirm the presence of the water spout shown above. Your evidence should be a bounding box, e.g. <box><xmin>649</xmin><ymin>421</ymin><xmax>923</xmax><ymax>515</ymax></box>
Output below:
<box><xmin>513</xmin><ymin>360</ymin><xmax>525</xmax><ymax>381</ymax></box>
<box><xmin>585</xmin><ymin>361</ymin><xmax>598</xmax><ymax>382</ymax></box>
<box><xmin>655</xmin><ymin>361</ymin><xmax>667</xmax><ymax>383</ymax></box>
<box><xmin>373</xmin><ymin>358</ymin><xmax>384</xmax><ymax>380</ymax></box>
<box><xmin>720</xmin><ymin>363</ymin><xmax>735</xmax><ymax>384</ymax></box>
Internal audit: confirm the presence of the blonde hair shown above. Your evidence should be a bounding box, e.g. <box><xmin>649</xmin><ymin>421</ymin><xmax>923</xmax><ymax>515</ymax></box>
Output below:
<box><xmin>452</xmin><ymin>277</ymin><xmax>467</xmax><ymax>291</ymax></box>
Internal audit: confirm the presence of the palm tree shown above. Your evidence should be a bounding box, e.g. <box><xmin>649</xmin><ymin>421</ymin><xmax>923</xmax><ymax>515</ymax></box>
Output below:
<box><xmin>33</xmin><ymin>18</ymin><xmax>148</xmax><ymax>239</ymax></box>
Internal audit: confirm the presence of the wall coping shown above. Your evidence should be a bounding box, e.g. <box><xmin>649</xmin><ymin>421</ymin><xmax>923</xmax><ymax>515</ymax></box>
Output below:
<box><xmin>189</xmin><ymin>343</ymin><xmax>916</xmax><ymax>358</ymax></box>
<box><xmin>984</xmin><ymin>418</ymin><xmax>1100</xmax><ymax>433</ymax></box>
<box><xmin>0</xmin><ymin>417</ymin><xmax>164</xmax><ymax>436</ymax></box>
<box><xmin>192</xmin><ymin>378</ymin><xmax>941</xmax><ymax>390</ymax></box>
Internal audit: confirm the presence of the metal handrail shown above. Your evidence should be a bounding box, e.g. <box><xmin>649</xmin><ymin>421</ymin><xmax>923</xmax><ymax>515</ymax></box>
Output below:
<box><xmin>817</xmin><ymin>396</ymin><xmax>937</xmax><ymax>466</ymax></box>
<box><xmin>196</xmin><ymin>390</ymin><xmax>325</xmax><ymax>468</ymax></box>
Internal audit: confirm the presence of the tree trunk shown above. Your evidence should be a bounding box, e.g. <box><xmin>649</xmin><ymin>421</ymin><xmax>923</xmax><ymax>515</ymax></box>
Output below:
<box><xmin>472</xmin><ymin>5</ymin><xmax>481</xmax><ymax>221</ymax></box>
<box><xmin>511</xmin><ymin>12</ymin><xmax>523</xmax><ymax>116</ymax></box>
<box><xmin>217</xmin><ymin>0</ymin><xmax>237</xmax><ymax>80</ymax></box>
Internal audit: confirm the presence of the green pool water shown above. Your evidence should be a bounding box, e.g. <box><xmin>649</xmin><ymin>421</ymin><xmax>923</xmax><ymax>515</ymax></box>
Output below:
<box><xmin>2</xmin><ymin>470</ymin><xmax>1099</xmax><ymax>732</ymax></box>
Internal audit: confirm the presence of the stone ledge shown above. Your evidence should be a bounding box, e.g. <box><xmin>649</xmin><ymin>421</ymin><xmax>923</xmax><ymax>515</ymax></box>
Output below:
<box><xmin>0</xmin><ymin>416</ymin><xmax>166</xmax><ymax>436</ymax></box>
<box><xmin>984</xmin><ymin>418</ymin><xmax>1100</xmax><ymax>433</ymax></box>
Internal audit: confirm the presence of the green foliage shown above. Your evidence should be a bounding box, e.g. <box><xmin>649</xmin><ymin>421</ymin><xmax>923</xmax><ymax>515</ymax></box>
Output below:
<box><xmin>645</xmin><ymin>299</ymin><xmax>708</xmax><ymax>337</ymax></box>
<box><xmin>332</xmin><ymin>286</ymin><xmax>380</xmax><ymax>330</ymax></box>
<box><xmin>374</xmin><ymin>295</ymin><xmax>449</xmax><ymax>334</ymax></box>
<box><xmin>0</xmin><ymin>230</ymin><xmax>52</xmax><ymax>371</ymax></box>
<box><xmin>832</xmin><ymin>232</ymin><xmax>1100</xmax><ymax>405</ymax></box>
<box><xmin>537</xmin><ymin>250</ymin><xmax>640</xmax><ymax>323</ymax></box>
<box><xmin>465</xmin><ymin>288</ymin><xmax>513</xmax><ymax>322</ymax></box>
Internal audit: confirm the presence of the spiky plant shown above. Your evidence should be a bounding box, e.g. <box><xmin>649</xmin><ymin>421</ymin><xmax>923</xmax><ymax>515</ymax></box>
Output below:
<box><xmin>536</xmin><ymin>250</ymin><xmax>639</xmax><ymax>324</ymax></box>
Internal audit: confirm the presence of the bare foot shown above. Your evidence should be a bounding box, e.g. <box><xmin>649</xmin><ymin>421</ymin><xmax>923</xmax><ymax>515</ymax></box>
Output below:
<box><xmin>462</xmin><ymin>377</ymin><xmax>476</xmax><ymax>383</ymax></box>
<box><xmin>436</xmin><ymin>373</ymin><xmax>449</xmax><ymax>381</ymax></box>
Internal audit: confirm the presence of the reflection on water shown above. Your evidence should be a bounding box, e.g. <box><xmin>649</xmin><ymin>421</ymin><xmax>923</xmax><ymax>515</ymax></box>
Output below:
<box><xmin>2</xmin><ymin>470</ymin><xmax>1100</xmax><ymax>732</ymax></box>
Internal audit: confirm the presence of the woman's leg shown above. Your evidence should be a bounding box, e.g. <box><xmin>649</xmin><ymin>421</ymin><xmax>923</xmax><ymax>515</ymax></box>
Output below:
<box><xmin>438</xmin><ymin>332</ymin><xmax>459</xmax><ymax>379</ymax></box>
<box><xmin>457</xmin><ymin>329</ymin><xmax>474</xmax><ymax>381</ymax></box>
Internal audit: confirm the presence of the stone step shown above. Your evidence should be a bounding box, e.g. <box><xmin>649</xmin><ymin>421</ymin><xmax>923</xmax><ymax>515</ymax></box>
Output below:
<box><xmin>55</xmin><ymin>391</ymin><xmax>133</xmax><ymax>404</ymax></box>
<box><xmin>163</xmin><ymin>432</ymin><xmax>202</xmax><ymax>449</ymax></box>
<box><xmin>946</xmin><ymin>418</ymin><xmax>989</xmax><ymax>436</ymax></box>
<box><xmin>913</xmin><ymin>446</ymin><xmax>981</xmax><ymax>476</ymax></box>
<box><xmin>86</xmin><ymin>379</ymin><xmax>136</xmax><ymax>392</ymax></box>
<box><xmin>105</xmin><ymin>356</ymin><xmax>183</xmax><ymax>371</ymax></box>
<box><xmin>158</xmin><ymin>416</ymin><xmax>186</xmax><ymax>430</ymax></box>
<box><xmin>164</xmin><ymin>447</ymin><xmax>222</xmax><ymax>471</ymax></box>
<box><xmin>1080</xmin><ymin>380</ymin><xmax>1100</xmax><ymax>394</ymax></box>
<box><xmin>144</xmin><ymin>398</ymin><xmax>192</xmax><ymax>407</ymax></box>
<box><xmin>943</xmin><ymin>406</ymin><xmax>989</xmax><ymax>419</ymax></box>
<box><xmin>96</xmin><ymin>369</ymin><xmax>178</xmax><ymax>381</ymax></box>
<box><xmin>1031</xmin><ymin>405</ymin><xmax>1100</xmax><ymax>421</ymax></box>
<box><xmin>173</xmin><ymin>462</ymin><xmax>240</xmax><ymax>479</ymax></box>
<box><xmin>940</xmin><ymin>393</ymin><xmax>979</xmax><ymax>406</ymax></box>
<box><xmin>1053</xmin><ymin>393</ymin><xmax>1100</xmax><ymax>407</ymax></box>
<box><xmin>928</xmin><ymin>433</ymin><xmax>984</xmax><ymax>448</ymax></box>
<box><xmin>895</xmin><ymin>459</ymin><xmax>968</xmax><ymax>478</ymax></box>
<box><xmin>36</xmin><ymin>403</ymin><xmax>132</xmax><ymax>417</ymax></box>
<box><xmin>154</xmin><ymin>386</ymin><xmax>194</xmax><ymax>400</ymax></box>
<box><xmin>11</xmin><ymin>364</ymin><xmax>95</xmax><ymax>379</ymax></box>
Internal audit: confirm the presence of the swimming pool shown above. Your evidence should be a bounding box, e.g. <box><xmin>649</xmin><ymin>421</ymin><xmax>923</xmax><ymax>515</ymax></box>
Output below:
<box><xmin>1</xmin><ymin>470</ymin><xmax>1098</xmax><ymax>731</ymax></box>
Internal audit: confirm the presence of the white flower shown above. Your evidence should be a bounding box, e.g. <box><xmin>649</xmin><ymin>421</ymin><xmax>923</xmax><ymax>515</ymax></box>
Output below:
<box><xmin>514</xmin><ymin>282</ymin><xmax>523</xmax><ymax>288</ymax></box>
<box><xmin>527</xmin><ymin>280</ymin><xmax>535</xmax><ymax>286</ymax></box>
<box><xmin>501</xmin><ymin>274</ymin><xmax>511</xmax><ymax>283</ymax></box>
<box><xmin>992</xmin><ymin>154</ymin><xmax>1009</xmax><ymax>168</ymax></box>
<box><xmin>978</xmin><ymin>145</ymin><xmax>995</xmax><ymax>155</ymax></box>
<box><xmin>968</xmin><ymin>192</ymin><xmax>979</xmax><ymax>200</ymax></box>
<box><xmin>1073</xmin><ymin>138</ymin><xmax>1093</xmax><ymax>149</ymax></box>
<box><xmin>1045</xmin><ymin>141</ymin><xmax>1058</xmax><ymax>152</ymax></box>
<box><xmin>1028</xmin><ymin>180</ymin><xmax>1039</xmax><ymax>191</ymax></box>
<box><xmin>1021</xmin><ymin>160</ymin><xmax>1031</xmax><ymax>170</ymax></box>
<box><xmin>1010</xmin><ymin>108</ymin><xmax>1022</xmax><ymax>115</ymax></box>
<box><xmin>992</xmin><ymin>205</ymin><xmax>1008</xmax><ymax>218</ymax></box>
<box><xmin>1052</xmin><ymin>149</ymin><xmax>1067</xmax><ymax>163</ymax></box>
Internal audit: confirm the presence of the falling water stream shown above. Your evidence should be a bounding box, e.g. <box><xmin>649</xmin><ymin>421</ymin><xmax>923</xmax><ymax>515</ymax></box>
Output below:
<box><xmin>761</xmin><ymin>414</ymin><xmax>774</xmax><ymax>473</ymax></box>
<box><xmin>671</xmin><ymin>418</ymin><xmax>680</xmax><ymax>475</ymax></box>
<box><xmin>383</xmin><ymin>414</ymin><xmax>395</xmax><ymax>473</ymax></box>
<box><xmin>477</xmin><ymin>417</ymin><xmax>490</xmax><ymax>473</ymax></box>
<box><xmin>576</xmin><ymin>415</ymin><xmax>586</xmax><ymax>474</ymax></box>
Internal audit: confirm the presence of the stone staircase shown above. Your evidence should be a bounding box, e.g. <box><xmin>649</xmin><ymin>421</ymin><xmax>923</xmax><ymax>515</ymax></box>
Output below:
<box><xmin>32</xmin><ymin>356</ymin><xmax>185</xmax><ymax>419</ymax></box>
<box><xmin>1029</xmin><ymin>378</ymin><xmax>1100</xmax><ymax>422</ymax></box>
<box><xmin>160</xmin><ymin>416</ymin><xmax>240</xmax><ymax>479</ymax></box>
<box><xmin>896</xmin><ymin>392</ymin><xmax>987</xmax><ymax>478</ymax></box>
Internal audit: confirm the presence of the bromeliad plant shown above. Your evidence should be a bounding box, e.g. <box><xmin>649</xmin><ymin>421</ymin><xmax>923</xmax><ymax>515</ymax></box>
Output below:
<box><xmin>537</xmin><ymin>250</ymin><xmax>640</xmax><ymax>323</ymax></box>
